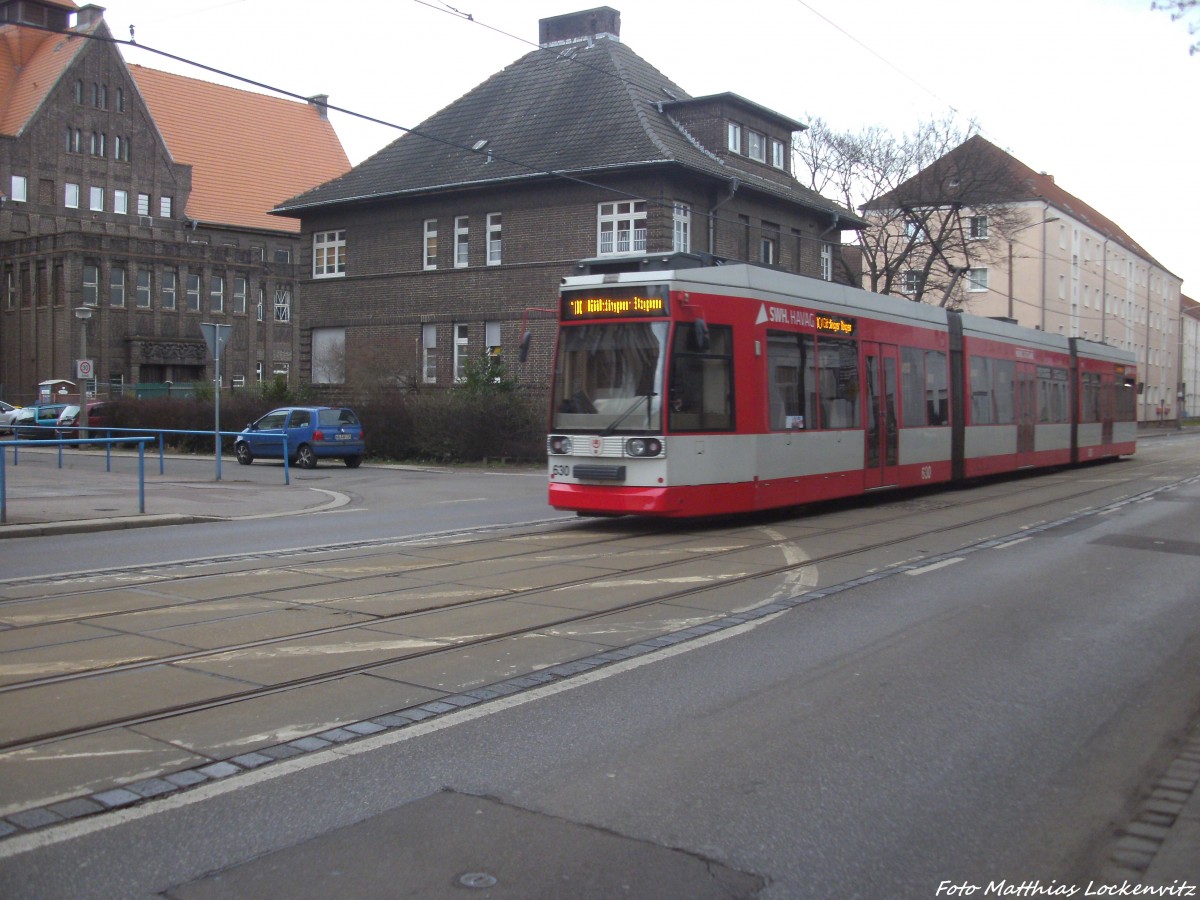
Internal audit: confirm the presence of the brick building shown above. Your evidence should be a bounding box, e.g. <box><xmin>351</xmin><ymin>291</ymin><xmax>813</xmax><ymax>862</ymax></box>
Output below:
<box><xmin>274</xmin><ymin>6</ymin><xmax>864</xmax><ymax>391</ymax></box>
<box><xmin>0</xmin><ymin>0</ymin><xmax>350</xmax><ymax>404</ymax></box>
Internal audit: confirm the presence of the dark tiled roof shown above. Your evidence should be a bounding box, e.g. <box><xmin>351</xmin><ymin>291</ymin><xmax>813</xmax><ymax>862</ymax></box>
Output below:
<box><xmin>275</xmin><ymin>35</ymin><xmax>858</xmax><ymax>224</ymax></box>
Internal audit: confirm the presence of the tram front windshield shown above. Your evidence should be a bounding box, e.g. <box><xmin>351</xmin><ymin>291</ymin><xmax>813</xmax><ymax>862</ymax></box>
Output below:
<box><xmin>551</xmin><ymin>322</ymin><xmax>668</xmax><ymax>433</ymax></box>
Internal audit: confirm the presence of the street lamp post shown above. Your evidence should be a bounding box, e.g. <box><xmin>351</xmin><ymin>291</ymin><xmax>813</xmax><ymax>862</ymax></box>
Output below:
<box><xmin>1007</xmin><ymin>216</ymin><xmax>1060</xmax><ymax>323</ymax></box>
<box><xmin>74</xmin><ymin>306</ymin><xmax>93</xmax><ymax>440</ymax></box>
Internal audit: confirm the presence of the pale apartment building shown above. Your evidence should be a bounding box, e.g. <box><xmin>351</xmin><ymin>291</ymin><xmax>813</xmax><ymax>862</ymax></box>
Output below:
<box><xmin>867</xmin><ymin>136</ymin><xmax>1186</xmax><ymax>424</ymax></box>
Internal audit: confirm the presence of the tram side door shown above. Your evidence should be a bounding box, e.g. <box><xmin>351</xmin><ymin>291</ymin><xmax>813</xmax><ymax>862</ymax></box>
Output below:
<box><xmin>1100</xmin><ymin>374</ymin><xmax>1115</xmax><ymax>445</ymax></box>
<box><xmin>864</xmin><ymin>342</ymin><xmax>900</xmax><ymax>489</ymax></box>
<box><xmin>1016</xmin><ymin>362</ymin><xmax>1037</xmax><ymax>466</ymax></box>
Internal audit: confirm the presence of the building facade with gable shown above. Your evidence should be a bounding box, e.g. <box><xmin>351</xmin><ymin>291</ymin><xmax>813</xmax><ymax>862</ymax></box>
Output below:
<box><xmin>0</xmin><ymin>0</ymin><xmax>350</xmax><ymax>404</ymax></box>
<box><xmin>274</xmin><ymin>7</ymin><xmax>864</xmax><ymax>392</ymax></box>
<box><xmin>864</xmin><ymin>136</ymin><xmax>1185</xmax><ymax>424</ymax></box>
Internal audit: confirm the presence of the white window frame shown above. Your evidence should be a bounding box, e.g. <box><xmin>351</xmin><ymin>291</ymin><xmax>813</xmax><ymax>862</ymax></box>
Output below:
<box><xmin>422</xmin><ymin>323</ymin><xmax>438</xmax><ymax>384</ymax></box>
<box><xmin>160</xmin><ymin>196</ymin><xmax>172</xmax><ymax>218</ymax></box>
<box><xmin>771</xmin><ymin>139</ymin><xmax>787</xmax><ymax>170</ymax></box>
<box><xmin>186</xmin><ymin>273</ymin><xmax>201</xmax><ymax>311</ymax></box>
<box><xmin>137</xmin><ymin>193</ymin><xmax>150</xmax><ymax>216</ymax></box>
<box><xmin>136</xmin><ymin>269</ymin><xmax>151</xmax><ymax>307</ymax></box>
<box><xmin>82</xmin><ymin>264</ymin><xmax>99</xmax><ymax>306</ymax></box>
<box><xmin>453</xmin><ymin>323</ymin><xmax>469</xmax><ymax>383</ymax></box>
<box><xmin>233</xmin><ymin>276</ymin><xmax>247</xmax><ymax>314</ymax></box>
<box><xmin>486</xmin><ymin>212</ymin><xmax>502</xmax><ymax>265</ymax></box>
<box><xmin>90</xmin><ymin>186</ymin><xmax>104</xmax><ymax>211</ymax></box>
<box><xmin>209</xmin><ymin>275</ymin><xmax>224</xmax><ymax>313</ymax></box>
<box><xmin>109</xmin><ymin>267</ymin><xmax>125</xmax><ymax>307</ymax></box>
<box><xmin>596</xmin><ymin>200</ymin><xmax>647</xmax><ymax>255</ymax></box>
<box><xmin>820</xmin><ymin>242</ymin><xmax>833</xmax><ymax>282</ymax></box>
<box><xmin>162</xmin><ymin>270</ymin><xmax>176</xmax><ymax>310</ymax></box>
<box><xmin>256</xmin><ymin>287</ymin><xmax>264</xmax><ymax>322</ymax></box>
<box><xmin>969</xmin><ymin>215</ymin><xmax>989</xmax><ymax>240</ymax></box>
<box><xmin>312</xmin><ymin>229</ymin><xmax>346</xmax><ymax>278</ymax></box>
<box><xmin>672</xmin><ymin>203</ymin><xmax>691</xmax><ymax>253</ymax></box>
<box><xmin>274</xmin><ymin>288</ymin><xmax>291</xmax><ymax>322</ymax></box>
<box><xmin>423</xmin><ymin>219</ymin><xmax>438</xmax><ymax>270</ymax></box>
<box><xmin>10</xmin><ymin>175</ymin><xmax>27</xmax><ymax>203</ymax></box>
<box><xmin>967</xmin><ymin>267</ymin><xmax>989</xmax><ymax>292</ymax></box>
<box><xmin>454</xmin><ymin>216</ymin><xmax>469</xmax><ymax>268</ymax></box>
<box><xmin>902</xmin><ymin>270</ymin><xmax>922</xmax><ymax>294</ymax></box>
<box><xmin>114</xmin><ymin>189</ymin><xmax>128</xmax><ymax>215</ymax></box>
<box><xmin>727</xmin><ymin>122</ymin><xmax>742</xmax><ymax>153</ymax></box>
<box><xmin>759</xmin><ymin>236</ymin><xmax>776</xmax><ymax>265</ymax></box>
<box><xmin>65</xmin><ymin>183</ymin><xmax>80</xmax><ymax>209</ymax></box>
<box><xmin>747</xmin><ymin>130</ymin><xmax>766</xmax><ymax>163</ymax></box>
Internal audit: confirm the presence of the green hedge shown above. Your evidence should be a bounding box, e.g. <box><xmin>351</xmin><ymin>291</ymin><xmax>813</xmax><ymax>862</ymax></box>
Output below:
<box><xmin>102</xmin><ymin>387</ymin><xmax>548</xmax><ymax>464</ymax></box>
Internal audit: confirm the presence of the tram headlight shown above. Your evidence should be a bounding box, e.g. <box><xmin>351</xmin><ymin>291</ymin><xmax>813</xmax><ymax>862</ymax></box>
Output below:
<box><xmin>549</xmin><ymin>436</ymin><xmax>573</xmax><ymax>455</ymax></box>
<box><xmin>625</xmin><ymin>438</ymin><xmax>663</xmax><ymax>458</ymax></box>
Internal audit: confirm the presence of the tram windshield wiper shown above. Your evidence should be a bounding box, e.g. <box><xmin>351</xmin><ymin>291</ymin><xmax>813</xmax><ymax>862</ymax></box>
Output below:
<box><xmin>601</xmin><ymin>393</ymin><xmax>657</xmax><ymax>435</ymax></box>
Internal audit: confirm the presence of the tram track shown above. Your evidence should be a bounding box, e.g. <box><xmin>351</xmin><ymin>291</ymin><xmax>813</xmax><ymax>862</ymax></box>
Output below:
<box><xmin>0</xmin><ymin>454</ymin><xmax>1187</xmax><ymax>758</ymax></box>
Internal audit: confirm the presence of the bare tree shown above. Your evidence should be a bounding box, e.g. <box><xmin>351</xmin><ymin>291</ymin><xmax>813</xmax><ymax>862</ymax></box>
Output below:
<box><xmin>1152</xmin><ymin>0</ymin><xmax>1199</xmax><ymax>54</ymax></box>
<box><xmin>795</xmin><ymin>117</ymin><xmax>1029</xmax><ymax>309</ymax></box>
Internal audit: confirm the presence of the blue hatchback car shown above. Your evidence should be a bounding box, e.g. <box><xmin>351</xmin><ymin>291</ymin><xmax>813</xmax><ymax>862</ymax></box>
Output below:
<box><xmin>234</xmin><ymin>406</ymin><xmax>364</xmax><ymax>469</ymax></box>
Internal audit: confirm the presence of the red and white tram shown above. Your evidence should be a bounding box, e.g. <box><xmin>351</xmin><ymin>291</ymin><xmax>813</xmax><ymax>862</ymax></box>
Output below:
<box><xmin>545</xmin><ymin>258</ymin><xmax>1137</xmax><ymax>517</ymax></box>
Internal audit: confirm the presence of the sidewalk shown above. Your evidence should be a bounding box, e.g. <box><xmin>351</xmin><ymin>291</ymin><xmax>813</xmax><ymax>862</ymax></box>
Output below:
<box><xmin>0</xmin><ymin>448</ymin><xmax>337</xmax><ymax>538</ymax></box>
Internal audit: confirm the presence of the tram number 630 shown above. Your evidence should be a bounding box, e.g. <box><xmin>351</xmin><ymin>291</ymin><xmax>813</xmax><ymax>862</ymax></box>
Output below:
<box><xmin>920</xmin><ymin>465</ymin><xmax>933</xmax><ymax>480</ymax></box>
<box><xmin>552</xmin><ymin>464</ymin><xmax>571</xmax><ymax>477</ymax></box>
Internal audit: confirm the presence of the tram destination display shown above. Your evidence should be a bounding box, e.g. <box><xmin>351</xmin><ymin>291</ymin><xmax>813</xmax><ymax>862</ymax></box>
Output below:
<box><xmin>561</xmin><ymin>285</ymin><xmax>670</xmax><ymax>320</ymax></box>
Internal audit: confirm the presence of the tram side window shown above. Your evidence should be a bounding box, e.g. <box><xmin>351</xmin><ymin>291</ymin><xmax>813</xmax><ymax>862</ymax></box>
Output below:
<box><xmin>992</xmin><ymin>359</ymin><xmax>1015</xmax><ymax>425</ymax></box>
<box><xmin>817</xmin><ymin>337</ymin><xmax>859</xmax><ymax>429</ymax></box>
<box><xmin>969</xmin><ymin>356</ymin><xmax>994</xmax><ymax>425</ymax></box>
<box><xmin>767</xmin><ymin>331</ymin><xmax>816</xmax><ymax>429</ymax></box>
<box><xmin>900</xmin><ymin>348</ymin><xmax>949</xmax><ymax>427</ymax></box>
<box><xmin>1080</xmin><ymin>372</ymin><xmax>1101</xmax><ymax>423</ymax></box>
<box><xmin>1116</xmin><ymin>378</ymin><xmax>1137</xmax><ymax>422</ymax></box>
<box><xmin>1037</xmin><ymin>367</ymin><xmax>1069</xmax><ymax>423</ymax></box>
<box><xmin>669</xmin><ymin>324</ymin><xmax>734</xmax><ymax>432</ymax></box>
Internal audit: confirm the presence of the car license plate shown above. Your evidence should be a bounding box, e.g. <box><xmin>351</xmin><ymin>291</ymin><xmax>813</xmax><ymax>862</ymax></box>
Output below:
<box><xmin>334</xmin><ymin>433</ymin><xmax>352</xmax><ymax>440</ymax></box>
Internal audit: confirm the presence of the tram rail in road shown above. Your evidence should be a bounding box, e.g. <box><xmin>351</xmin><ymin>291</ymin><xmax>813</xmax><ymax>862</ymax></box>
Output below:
<box><xmin>0</xmin><ymin>440</ymin><xmax>1195</xmax><ymax>842</ymax></box>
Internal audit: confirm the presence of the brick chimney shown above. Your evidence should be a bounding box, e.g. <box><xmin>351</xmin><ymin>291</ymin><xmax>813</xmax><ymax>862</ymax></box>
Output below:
<box><xmin>308</xmin><ymin>94</ymin><xmax>329</xmax><ymax>120</ymax></box>
<box><xmin>75</xmin><ymin>4</ymin><xmax>106</xmax><ymax>30</ymax></box>
<box><xmin>539</xmin><ymin>7</ymin><xmax>620</xmax><ymax>48</ymax></box>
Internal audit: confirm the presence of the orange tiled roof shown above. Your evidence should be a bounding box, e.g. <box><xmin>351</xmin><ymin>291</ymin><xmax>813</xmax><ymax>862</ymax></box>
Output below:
<box><xmin>0</xmin><ymin>20</ymin><xmax>90</xmax><ymax>137</ymax></box>
<box><xmin>128</xmin><ymin>64</ymin><xmax>350</xmax><ymax>233</ymax></box>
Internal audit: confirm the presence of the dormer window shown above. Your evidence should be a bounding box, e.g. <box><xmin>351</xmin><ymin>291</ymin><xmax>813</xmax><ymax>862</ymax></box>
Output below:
<box><xmin>747</xmin><ymin>130</ymin><xmax>766</xmax><ymax>163</ymax></box>
<box><xmin>727</xmin><ymin>122</ymin><xmax>742</xmax><ymax>154</ymax></box>
<box><xmin>772</xmin><ymin>139</ymin><xmax>787</xmax><ymax>170</ymax></box>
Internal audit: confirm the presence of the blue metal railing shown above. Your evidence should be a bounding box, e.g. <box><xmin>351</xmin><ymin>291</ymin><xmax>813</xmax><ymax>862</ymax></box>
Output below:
<box><xmin>0</xmin><ymin>428</ymin><xmax>292</xmax><ymax>524</ymax></box>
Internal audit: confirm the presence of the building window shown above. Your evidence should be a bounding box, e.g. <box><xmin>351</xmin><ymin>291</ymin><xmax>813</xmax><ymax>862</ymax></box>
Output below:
<box><xmin>454</xmin><ymin>216</ymin><xmax>469</xmax><ymax>268</ymax></box>
<box><xmin>90</xmin><ymin>186</ymin><xmax>104</xmax><ymax>211</ymax></box>
<box><xmin>82</xmin><ymin>264</ymin><xmax>99</xmax><ymax>306</ymax></box>
<box><xmin>114</xmin><ymin>135</ymin><xmax>130</xmax><ymax>162</ymax></box>
<box><xmin>66</xmin><ymin>127</ymin><xmax>81</xmax><ymax>152</ymax></box>
<box><xmin>137</xmin><ymin>193</ymin><xmax>150</xmax><ymax>216</ymax></box>
<box><xmin>136</xmin><ymin>269</ymin><xmax>151</xmax><ymax>307</ymax></box>
<box><xmin>233</xmin><ymin>276</ymin><xmax>247</xmax><ymax>314</ymax></box>
<box><xmin>312</xmin><ymin>327</ymin><xmax>346</xmax><ymax>384</ymax></box>
<box><xmin>75</xmin><ymin>79</ymin><xmax>83</xmax><ymax>103</ymax></box>
<box><xmin>209</xmin><ymin>275</ymin><xmax>224</xmax><ymax>312</ymax></box>
<box><xmin>257</xmin><ymin>287</ymin><xmax>264</xmax><ymax>322</ymax></box>
<box><xmin>771</xmin><ymin>139</ymin><xmax>787</xmax><ymax>170</ymax></box>
<box><xmin>186</xmin><ymin>273</ymin><xmax>201</xmax><ymax>311</ymax></box>
<box><xmin>116</xmin><ymin>87</ymin><xmax>124</xmax><ymax>112</ymax></box>
<box><xmin>312</xmin><ymin>229</ymin><xmax>346</xmax><ymax>277</ymax></box>
<box><xmin>114</xmin><ymin>189</ymin><xmax>128</xmax><ymax>214</ymax></box>
<box><xmin>453</xmin><ymin>323</ymin><xmax>469</xmax><ymax>382</ymax></box>
<box><xmin>256</xmin><ymin>362</ymin><xmax>264</xmax><ymax>382</ymax></box>
<box><xmin>109</xmin><ymin>267</ymin><xmax>126</xmax><ymax>307</ymax></box>
<box><xmin>273</xmin><ymin>248</ymin><xmax>291</xmax><ymax>264</ymax></box>
<box><xmin>597</xmin><ymin>200</ymin><xmax>647</xmax><ymax>255</ymax></box>
<box><xmin>162</xmin><ymin>270</ymin><xmax>176</xmax><ymax>309</ymax></box>
<box><xmin>65</xmin><ymin>183</ymin><xmax>79</xmax><ymax>208</ymax></box>
<box><xmin>673</xmin><ymin>203</ymin><xmax>690</xmax><ymax>253</ymax></box>
<box><xmin>274</xmin><ymin>288</ymin><xmax>291</xmax><ymax>322</ymax></box>
<box><xmin>423</xmin><ymin>219</ymin><xmax>438</xmax><ymax>270</ymax></box>
<box><xmin>820</xmin><ymin>242</ymin><xmax>833</xmax><ymax>282</ymax></box>
<box><xmin>10</xmin><ymin>175</ymin><xmax>27</xmax><ymax>203</ymax></box>
<box><xmin>967</xmin><ymin>267</ymin><xmax>989</xmax><ymax>292</ymax></box>
<box><xmin>160</xmin><ymin>196</ymin><xmax>173</xmax><ymax>218</ymax></box>
<box><xmin>905</xmin><ymin>220</ymin><xmax>926</xmax><ymax>243</ymax></box>
<box><xmin>747</xmin><ymin>130</ymin><xmax>766</xmax><ymax>163</ymax></box>
<box><xmin>969</xmin><ymin>215</ymin><xmax>989</xmax><ymax>240</ymax></box>
<box><xmin>760</xmin><ymin>236</ymin><xmax>776</xmax><ymax>265</ymax></box>
<box><xmin>5</xmin><ymin>270</ymin><xmax>14</xmax><ymax>309</ymax></box>
<box><xmin>423</xmin><ymin>323</ymin><xmax>437</xmax><ymax>383</ymax></box>
<box><xmin>727</xmin><ymin>122</ymin><xmax>742</xmax><ymax>153</ymax></box>
<box><xmin>486</xmin><ymin>212</ymin><xmax>502</xmax><ymax>265</ymax></box>
<box><xmin>902</xmin><ymin>270</ymin><xmax>923</xmax><ymax>294</ymax></box>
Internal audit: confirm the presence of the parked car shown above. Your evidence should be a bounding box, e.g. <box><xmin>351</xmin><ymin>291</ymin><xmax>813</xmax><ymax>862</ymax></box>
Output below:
<box><xmin>0</xmin><ymin>401</ymin><xmax>21</xmax><ymax>434</ymax></box>
<box><xmin>234</xmin><ymin>406</ymin><xmax>364</xmax><ymax>468</ymax></box>
<box><xmin>56</xmin><ymin>402</ymin><xmax>114</xmax><ymax>441</ymax></box>
<box><xmin>11</xmin><ymin>403</ymin><xmax>69</xmax><ymax>440</ymax></box>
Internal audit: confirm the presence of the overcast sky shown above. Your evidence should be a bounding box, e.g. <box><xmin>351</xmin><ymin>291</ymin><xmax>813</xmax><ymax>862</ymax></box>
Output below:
<box><xmin>100</xmin><ymin>0</ymin><xmax>1198</xmax><ymax>297</ymax></box>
